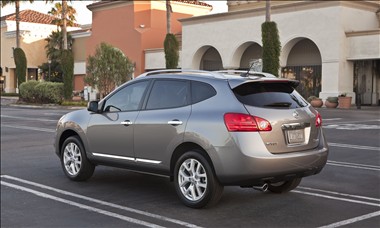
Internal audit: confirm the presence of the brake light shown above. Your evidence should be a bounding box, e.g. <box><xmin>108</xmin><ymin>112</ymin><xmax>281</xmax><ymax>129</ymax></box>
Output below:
<box><xmin>224</xmin><ymin>113</ymin><xmax>272</xmax><ymax>132</ymax></box>
<box><xmin>315</xmin><ymin>112</ymin><xmax>322</xmax><ymax>127</ymax></box>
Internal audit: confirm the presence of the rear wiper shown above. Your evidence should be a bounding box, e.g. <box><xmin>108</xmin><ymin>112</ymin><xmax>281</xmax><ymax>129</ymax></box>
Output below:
<box><xmin>264</xmin><ymin>102</ymin><xmax>292</xmax><ymax>108</ymax></box>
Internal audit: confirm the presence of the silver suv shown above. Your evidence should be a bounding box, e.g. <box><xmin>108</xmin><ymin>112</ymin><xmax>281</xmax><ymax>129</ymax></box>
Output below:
<box><xmin>55</xmin><ymin>70</ymin><xmax>328</xmax><ymax>208</ymax></box>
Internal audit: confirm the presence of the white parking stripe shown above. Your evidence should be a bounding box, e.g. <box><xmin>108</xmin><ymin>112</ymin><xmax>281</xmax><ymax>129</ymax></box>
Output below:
<box><xmin>1</xmin><ymin>175</ymin><xmax>201</xmax><ymax>228</ymax></box>
<box><xmin>1</xmin><ymin>115</ymin><xmax>57</xmax><ymax>122</ymax></box>
<box><xmin>298</xmin><ymin>187</ymin><xmax>380</xmax><ymax>202</ymax></box>
<box><xmin>318</xmin><ymin>210</ymin><xmax>380</xmax><ymax>228</ymax></box>
<box><xmin>327</xmin><ymin>162</ymin><xmax>380</xmax><ymax>171</ymax></box>
<box><xmin>1</xmin><ymin>181</ymin><xmax>164</xmax><ymax>228</ymax></box>
<box><xmin>328</xmin><ymin>143</ymin><xmax>380</xmax><ymax>151</ymax></box>
<box><xmin>292</xmin><ymin>190</ymin><xmax>380</xmax><ymax>207</ymax></box>
<box><xmin>327</xmin><ymin>161</ymin><xmax>380</xmax><ymax>169</ymax></box>
<box><xmin>1</xmin><ymin>124</ymin><xmax>55</xmax><ymax>133</ymax></box>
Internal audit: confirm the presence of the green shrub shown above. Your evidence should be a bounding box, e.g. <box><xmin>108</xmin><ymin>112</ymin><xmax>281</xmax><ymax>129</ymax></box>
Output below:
<box><xmin>261</xmin><ymin>21</ymin><xmax>281</xmax><ymax>76</ymax></box>
<box><xmin>35</xmin><ymin>82</ymin><xmax>64</xmax><ymax>104</ymax></box>
<box><xmin>61</xmin><ymin>50</ymin><xmax>74</xmax><ymax>100</ymax></box>
<box><xmin>19</xmin><ymin>81</ymin><xmax>63</xmax><ymax>104</ymax></box>
<box><xmin>19</xmin><ymin>81</ymin><xmax>39</xmax><ymax>102</ymax></box>
<box><xmin>326</xmin><ymin>96</ymin><xmax>338</xmax><ymax>103</ymax></box>
<box><xmin>164</xmin><ymin>33</ymin><xmax>179</xmax><ymax>69</ymax></box>
<box><xmin>13</xmin><ymin>48</ymin><xmax>27</xmax><ymax>87</ymax></box>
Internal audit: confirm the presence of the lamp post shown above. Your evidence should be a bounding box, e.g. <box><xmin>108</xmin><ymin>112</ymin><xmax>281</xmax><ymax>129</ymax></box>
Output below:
<box><xmin>48</xmin><ymin>59</ymin><xmax>51</xmax><ymax>81</ymax></box>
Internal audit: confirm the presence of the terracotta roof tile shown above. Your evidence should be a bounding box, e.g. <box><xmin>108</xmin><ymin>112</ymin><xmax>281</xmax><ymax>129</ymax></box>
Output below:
<box><xmin>87</xmin><ymin>0</ymin><xmax>212</xmax><ymax>9</ymax></box>
<box><xmin>1</xmin><ymin>9</ymin><xmax>80</xmax><ymax>27</ymax></box>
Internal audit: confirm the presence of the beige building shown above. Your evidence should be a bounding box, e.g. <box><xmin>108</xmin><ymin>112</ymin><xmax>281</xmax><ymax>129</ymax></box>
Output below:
<box><xmin>179</xmin><ymin>1</ymin><xmax>380</xmax><ymax>105</ymax></box>
<box><xmin>0</xmin><ymin>9</ymin><xmax>81</xmax><ymax>93</ymax></box>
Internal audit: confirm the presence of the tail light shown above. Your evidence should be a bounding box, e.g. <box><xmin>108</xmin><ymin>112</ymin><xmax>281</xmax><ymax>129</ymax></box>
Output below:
<box><xmin>315</xmin><ymin>112</ymin><xmax>322</xmax><ymax>127</ymax></box>
<box><xmin>224</xmin><ymin>113</ymin><xmax>272</xmax><ymax>132</ymax></box>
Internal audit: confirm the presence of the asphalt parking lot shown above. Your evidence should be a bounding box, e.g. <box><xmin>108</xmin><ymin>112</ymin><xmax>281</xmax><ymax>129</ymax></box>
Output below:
<box><xmin>1</xmin><ymin>102</ymin><xmax>379</xmax><ymax>227</ymax></box>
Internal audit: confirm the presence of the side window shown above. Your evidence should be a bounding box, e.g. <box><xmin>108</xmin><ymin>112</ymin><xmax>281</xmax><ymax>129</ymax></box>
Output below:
<box><xmin>191</xmin><ymin>81</ymin><xmax>216</xmax><ymax>104</ymax></box>
<box><xmin>104</xmin><ymin>81</ymin><xmax>149</xmax><ymax>112</ymax></box>
<box><xmin>146</xmin><ymin>80</ymin><xmax>189</xmax><ymax>110</ymax></box>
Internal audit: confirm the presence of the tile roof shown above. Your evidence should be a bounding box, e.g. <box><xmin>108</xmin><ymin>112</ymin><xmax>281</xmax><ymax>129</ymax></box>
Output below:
<box><xmin>1</xmin><ymin>9</ymin><xmax>80</xmax><ymax>27</ymax></box>
<box><xmin>87</xmin><ymin>0</ymin><xmax>212</xmax><ymax>9</ymax></box>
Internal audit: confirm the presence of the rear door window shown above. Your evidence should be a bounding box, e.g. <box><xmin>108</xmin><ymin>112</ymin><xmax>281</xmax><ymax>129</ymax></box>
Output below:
<box><xmin>191</xmin><ymin>81</ymin><xmax>216</xmax><ymax>104</ymax></box>
<box><xmin>233</xmin><ymin>82</ymin><xmax>308</xmax><ymax>109</ymax></box>
<box><xmin>146</xmin><ymin>80</ymin><xmax>190</xmax><ymax>110</ymax></box>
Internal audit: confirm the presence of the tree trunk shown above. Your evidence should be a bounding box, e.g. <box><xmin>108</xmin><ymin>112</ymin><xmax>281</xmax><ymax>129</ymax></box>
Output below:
<box><xmin>265</xmin><ymin>0</ymin><xmax>271</xmax><ymax>22</ymax></box>
<box><xmin>62</xmin><ymin>0</ymin><xmax>68</xmax><ymax>50</ymax></box>
<box><xmin>166</xmin><ymin>0</ymin><xmax>171</xmax><ymax>34</ymax></box>
<box><xmin>15</xmin><ymin>0</ymin><xmax>20</xmax><ymax>48</ymax></box>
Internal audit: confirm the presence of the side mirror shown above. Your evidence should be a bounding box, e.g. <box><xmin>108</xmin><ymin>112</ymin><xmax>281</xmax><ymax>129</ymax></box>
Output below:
<box><xmin>87</xmin><ymin>101</ymin><xmax>99</xmax><ymax>113</ymax></box>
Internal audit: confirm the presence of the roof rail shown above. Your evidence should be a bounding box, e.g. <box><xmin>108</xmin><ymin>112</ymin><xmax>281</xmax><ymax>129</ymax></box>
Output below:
<box><xmin>139</xmin><ymin>69</ymin><xmax>226</xmax><ymax>79</ymax></box>
<box><xmin>214</xmin><ymin>70</ymin><xmax>277</xmax><ymax>78</ymax></box>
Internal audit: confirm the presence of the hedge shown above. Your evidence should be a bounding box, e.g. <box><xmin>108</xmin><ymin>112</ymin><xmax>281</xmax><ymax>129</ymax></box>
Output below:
<box><xmin>19</xmin><ymin>81</ymin><xmax>64</xmax><ymax>104</ymax></box>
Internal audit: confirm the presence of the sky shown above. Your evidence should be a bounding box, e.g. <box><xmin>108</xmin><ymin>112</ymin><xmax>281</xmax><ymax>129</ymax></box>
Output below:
<box><xmin>0</xmin><ymin>0</ymin><xmax>228</xmax><ymax>25</ymax></box>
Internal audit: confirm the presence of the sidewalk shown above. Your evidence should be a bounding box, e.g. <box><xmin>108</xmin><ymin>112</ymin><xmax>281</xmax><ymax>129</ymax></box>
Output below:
<box><xmin>1</xmin><ymin>96</ymin><xmax>84</xmax><ymax>110</ymax></box>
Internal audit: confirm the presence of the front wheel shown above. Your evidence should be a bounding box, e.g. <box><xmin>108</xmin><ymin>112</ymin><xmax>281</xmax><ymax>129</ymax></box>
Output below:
<box><xmin>268</xmin><ymin>178</ymin><xmax>302</xmax><ymax>193</ymax></box>
<box><xmin>61</xmin><ymin>136</ymin><xmax>95</xmax><ymax>181</ymax></box>
<box><xmin>174</xmin><ymin>151</ymin><xmax>223</xmax><ymax>208</ymax></box>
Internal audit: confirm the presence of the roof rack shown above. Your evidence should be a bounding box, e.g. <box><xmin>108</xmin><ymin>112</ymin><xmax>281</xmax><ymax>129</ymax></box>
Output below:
<box><xmin>214</xmin><ymin>70</ymin><xmax>277</xmax><ymax>78</ymax></box>
<box><xmin>139</xmin><ymin>69</ymin><xmax>226</xmax><ymax>79</ymax></box>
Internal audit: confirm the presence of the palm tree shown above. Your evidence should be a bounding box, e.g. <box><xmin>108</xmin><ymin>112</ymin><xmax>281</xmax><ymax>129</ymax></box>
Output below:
<box><xmin>1</xmin><ymin>0</ymin><xmax>34</xmax><ymax>48</ymax></box>
<box><xmin>265</xmin><ymin>0</ymin><xmax>271</xmax><ymax>22</ymax></box>
<box><xmin>48</xmin><ymin>2</ymin><xmax>77</xmax><ymax>31</ymax></box>
<box><xmin>45</xmin><ymin>30</ymin><xmax>73</xmax><ymax>61</ymax></box>
<box><xmin>166</xmin><ymin>0</ymin><xmax>172</xmax><ymax>34</ymax></box>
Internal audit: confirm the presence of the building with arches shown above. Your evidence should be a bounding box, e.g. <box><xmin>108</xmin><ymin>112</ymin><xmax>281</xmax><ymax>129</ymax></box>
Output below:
<box><xmin>180</xmin><ymin>1</ymin><xmax>380</xmax><ymax>105</ymax></box>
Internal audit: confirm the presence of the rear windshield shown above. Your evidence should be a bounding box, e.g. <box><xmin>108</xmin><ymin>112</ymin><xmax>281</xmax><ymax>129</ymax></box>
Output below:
<box><xmin>233</xmin><ymin>82</ymin><xmax>308</xmax><ymax>109</ymax></box>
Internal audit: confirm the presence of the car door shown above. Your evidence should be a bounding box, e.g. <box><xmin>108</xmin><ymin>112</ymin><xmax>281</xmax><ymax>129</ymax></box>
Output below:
<box><xmin>86</xmin><ymin>80</ymin><xmax>150</xmax><ymax>161</ymax></box>
<box><xmin>134</xmin><ymin>79</ymin><xmax>191</xmax><ymax>166</ymax></box>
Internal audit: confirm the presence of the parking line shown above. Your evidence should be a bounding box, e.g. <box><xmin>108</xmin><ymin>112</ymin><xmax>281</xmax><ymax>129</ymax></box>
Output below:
<box><xmin>292</xmin><ymin>190</ymin><xmax>380</xmax><ymax>207</ymax></box>
<box><xmin>328</xmin><ymin>143</ymin><xmax>380</xmax><ymax>151</ymax></box>
<box><xmin>1</xmin><ymin>124</ymin><xmax>55</xmax><ymax>133</ymax></box>
<box><xmin>1</xmin><ymin>175</ymin><xmax>201</xmax><ymax>228</ymax></box>
<box><xmin>0</xmin><ymin>115</ymin><xmax>57</xmax><ymax>122</ymax></box>
<box><xmin>327</xmin><ymin>161</ymin><xmax>380</xmax><ymax>171</ymax></box>
<box><xmin>298</xmin><ymin>186</ymin><xmax>380</xmax><ymax>202</ymax></box>
<box><xmin>318</xmin><ymin>210</ymin><xmax>380</xmax><ymax>228</ymax></box>
<box><xmin>1</xmin><ymin>181</ymin><xmax>164</xmax><ymax>228</ymax></box>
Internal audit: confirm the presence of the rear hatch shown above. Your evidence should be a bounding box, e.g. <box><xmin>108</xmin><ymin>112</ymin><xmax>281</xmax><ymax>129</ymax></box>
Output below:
<box><xmin>231</xmin><ymin>79</ymin><xmax>320</xmax><ymax>154</ymax></box>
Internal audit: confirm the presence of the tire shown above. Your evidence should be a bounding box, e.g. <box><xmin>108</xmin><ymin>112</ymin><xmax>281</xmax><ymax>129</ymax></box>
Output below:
<box><xmin>268</xmin><ymin>178</ymin><xmax>302</xmax><ymax>193</ymax></box>
<box><xmin>174</xmin><ymin>151</ymin><xmax>223</xmax><ymax>208</ymax></box>
<box><xmin>60</xmin><ymin>136</ymin><xmax>95</xmax><ymax>181</ymax></box>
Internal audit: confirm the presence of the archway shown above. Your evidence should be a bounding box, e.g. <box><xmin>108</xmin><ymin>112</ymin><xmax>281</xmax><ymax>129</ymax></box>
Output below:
<box><xmin>239</xmin><ymin>43</ymin><xmax>262</xmax><ymax>70</ymax></box>
<box><xmin>198</xmin><ymin>47</ymin><xmax>223</xmax><ymax>71</ymax></box>
<box><xmin>281</xmin><ymin>38</ymin><xmax>322</xmax><ymax>99</ymax></box>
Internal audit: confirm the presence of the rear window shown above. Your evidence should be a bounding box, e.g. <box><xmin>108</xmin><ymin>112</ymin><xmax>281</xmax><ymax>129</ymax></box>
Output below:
<box><xmin>233</xmin><ymin>82</ymin><xmax>308</xmax><ymax>109</ymax></box>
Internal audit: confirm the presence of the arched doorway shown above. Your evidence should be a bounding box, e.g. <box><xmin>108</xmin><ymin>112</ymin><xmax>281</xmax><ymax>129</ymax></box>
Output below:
<box><xmin>199</xmin><ymin>47</ymin><xmax>223</xmax><ymax>71</ymax></box>
<box><xmin>282</xmin><ymin>38</ymin><xmax>322</xmax><ymax>99</ymax></box>
<box><xmin>239</xmin><ymin>43</ymin><xmax>262</xmax><ymax>70</ymax></box>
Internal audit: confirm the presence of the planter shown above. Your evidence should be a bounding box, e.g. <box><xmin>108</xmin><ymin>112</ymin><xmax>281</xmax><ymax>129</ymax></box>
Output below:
<box><xmin>310</xmin><ymin>99</ymin><xmax>323</xmax><ymax>108</ymax></box>
<box><xmin>325</xmin><ymin>100</ymin><xmax>338</xmax><ymax>108</ymax></box>
<box><xmin>338</xmin><ymin>96</ymin><xmax>352</xmax><ymax>109</ymax></box>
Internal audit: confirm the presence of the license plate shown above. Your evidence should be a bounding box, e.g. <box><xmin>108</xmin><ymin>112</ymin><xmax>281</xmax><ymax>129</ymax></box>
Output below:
<box><xmin>287</xmin><ymin>129</ymin><xmax>305</xmax><ymax>144</ymax></box>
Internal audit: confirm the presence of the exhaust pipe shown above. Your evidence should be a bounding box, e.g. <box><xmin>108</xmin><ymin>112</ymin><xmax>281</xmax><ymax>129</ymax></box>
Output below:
<box><xmin>253</xmin><ymin>183</ymin><xmax>268</xmax><ymax>192</ymax></box>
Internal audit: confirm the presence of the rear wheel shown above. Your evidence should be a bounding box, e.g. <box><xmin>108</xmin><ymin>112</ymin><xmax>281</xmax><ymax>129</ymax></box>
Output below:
<box><xmin>268</xmin><ymin>178</ymin><xmax>302</xmax><ymax>193</ymax></box>
<box><xmin>174</xmin><ymin>151</ymin><xmax>223</xmax><ymax>208</ymax></box>
<box><xmin>61</xmin><ymin>136</ymin><xmax>95</xmax><ymax>181</ymax></box>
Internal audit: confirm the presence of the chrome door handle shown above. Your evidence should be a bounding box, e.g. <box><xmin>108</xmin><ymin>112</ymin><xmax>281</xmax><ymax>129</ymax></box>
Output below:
<box><xmin>121</xmin><ymin>121</ymin><xmax>133</xmax><ymax>126</ymax></box>
<box><xmin>168</xmin><ymin>120</ymin><xmax>183</xmax><ymax>126</ymax></box>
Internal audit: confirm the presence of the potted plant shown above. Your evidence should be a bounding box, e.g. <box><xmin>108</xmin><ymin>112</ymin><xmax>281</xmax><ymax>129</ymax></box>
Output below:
<box><xmin>307</xmin><ymin>96</ymin><xmax>323</xmax><ymax>108</ymax></box>
<box><xmin>325</xmin><ymin>96</ymin><xmax>338</xmax><ymax>108</ymax></box>
<box><xmin>338</xmin><ymin>93</ymin><xmax>352</xmax><ymax>109</ymax></box>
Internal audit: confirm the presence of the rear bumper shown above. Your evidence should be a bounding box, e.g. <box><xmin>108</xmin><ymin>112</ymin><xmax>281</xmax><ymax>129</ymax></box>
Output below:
<box><xmin>209</xmin><ymin>131</ymin><xmax>329</xmax><ymax>186</ymax></box>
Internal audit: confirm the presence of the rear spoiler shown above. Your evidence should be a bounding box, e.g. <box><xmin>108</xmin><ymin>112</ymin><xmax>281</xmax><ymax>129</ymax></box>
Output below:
<box><xmin>229</xmin><ymin>78</ymin><xmax>300</xmax><ymax>89</ymax></box>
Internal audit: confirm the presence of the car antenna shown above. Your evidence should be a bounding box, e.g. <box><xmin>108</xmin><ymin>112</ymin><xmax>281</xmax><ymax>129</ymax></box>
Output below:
<box><xmin>241</xmin><ymin>59</ymin><xmax>262</xmax><ymax>77</ymax></box>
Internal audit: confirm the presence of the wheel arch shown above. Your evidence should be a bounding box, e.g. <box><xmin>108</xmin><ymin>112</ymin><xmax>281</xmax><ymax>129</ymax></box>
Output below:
<box><xmin>58</xmin><ymin>129</ymin><xmax>81</xmax><ymax>155</ymax></box>
<box><xmin>170</xmin><ymin>142</ymin><xmax>216</xmax><ymax>180</ymax></box>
